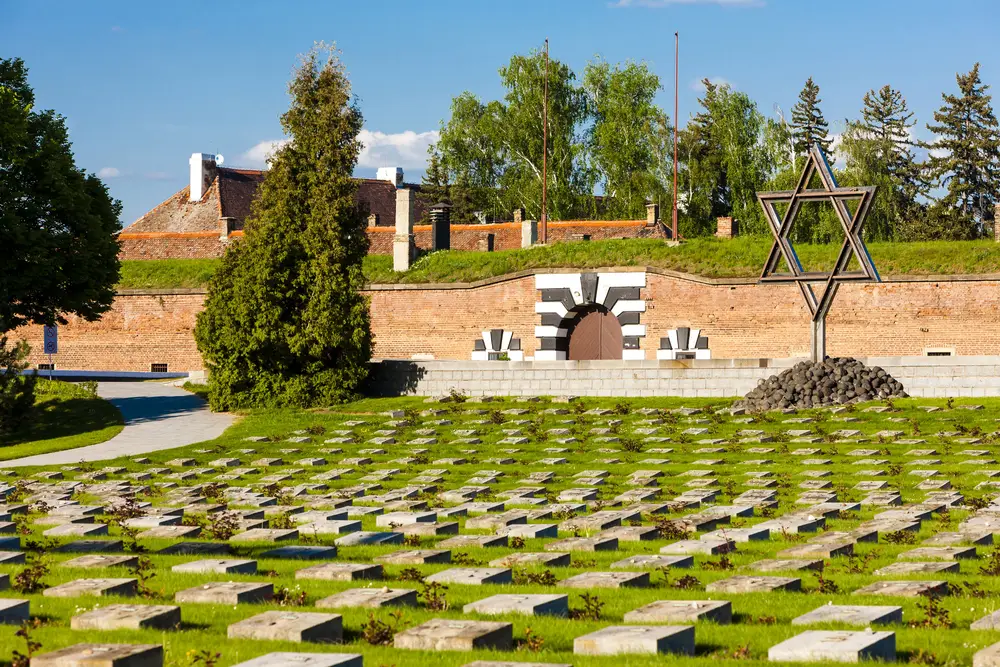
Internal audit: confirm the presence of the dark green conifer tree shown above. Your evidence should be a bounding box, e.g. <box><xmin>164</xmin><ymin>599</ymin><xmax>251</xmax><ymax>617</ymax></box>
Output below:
<box><xmin>195</xmin><ymin>45</ymin><xmax>372</xmax><ymax>410</ymax></box>
<box><xmin>791</xmin><ymin>77</ymin><xmax>833</xmax><ymax>157</ymax></box>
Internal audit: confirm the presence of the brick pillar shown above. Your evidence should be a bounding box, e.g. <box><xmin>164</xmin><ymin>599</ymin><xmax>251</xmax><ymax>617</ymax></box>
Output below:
<box><xmin>521</xmin><ymin>219</ymin><xmax>538</xmax><ymax>248</ymax></box>
<box><xmin>716</xmin><ymin>216</ymin><xmax>737</xmax><ymax>239</ymax></box>
<box><xmin>219</xmin><ymin>217</ymin><xmax>235</xmax><ymax>240</ymax></box>
<box><xmin>995</xmin><ymin>204</ymin><xmax>1000</xmax><ymax>242</ymax></box>
<box><xmin>646</xmin><ymin>203</ymin><xmax>659</xmax><ymax>227</ymax></box>
<box><xmin>394</xmin><ymin>188</ymin><xmax>415</xmax><ymax>271</ymax></box>
<box><xmin>513</xmin><ymin>207</ymin><xmax>525</xmax><ymax>224</ymax></box>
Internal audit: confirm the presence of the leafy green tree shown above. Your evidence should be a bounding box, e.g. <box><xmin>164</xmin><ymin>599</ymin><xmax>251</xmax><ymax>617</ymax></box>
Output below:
<box><xmin>195</xmin><ymin>44</ymin><xmax>371</xmax><ymax>410</ymax></box>
<box><xmin>677</xmin><ymin>80</ymin><xmax>770</xmax><ymax>236</ymax></box>
<box><xmin>583</xmin><ymin>58</ymin><xmax>665</xmax><ymax>219</ymax></box>
<box><xmin>791</xmin><ymin>77</ymin><xmax>833</xmax><ymax>157</ymax></box>
<box><xmin>0</xmin><ymin>57</ymin><xmax>122</xmax><ymax>333</ymax></box>
<box><xmin>925</xmin><ymin>63</ymin><xmax>1000</xmax><ymax>239</ymax></box>
<box><xmin>437</xmin><ymin>48</ymin><xmax>591</xmax><ymax>222</ymax></box>
<box><xmin>0</xmin><ymin>57</ymin><xmax>121</xmax><ymax>428</ymax></box>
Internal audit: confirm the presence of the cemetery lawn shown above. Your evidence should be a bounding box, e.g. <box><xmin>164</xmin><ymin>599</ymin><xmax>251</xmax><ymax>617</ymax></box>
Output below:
<box><xmin>5</xmin><ymin>394</ymin><xmax>1000</xmax><ymax>665</ymax></box>
<box><xmin>120</xmin><ymin>238</ymin><xmax>1000</xmax><ymax>289</ymax></box>
<box><xmin>0</xmin><ymin>380</ymin><xmax>124</xmax><ymax>461</ymax></box>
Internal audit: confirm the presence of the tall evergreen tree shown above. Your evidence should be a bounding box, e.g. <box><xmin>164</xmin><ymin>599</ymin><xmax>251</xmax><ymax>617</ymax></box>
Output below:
<box><xmin>195</xmin><ymin>44</ymin><xmax>371</xmax><ymax>410</ymax></box>
<box><xmin>925</xmin><ymin>63</ymin><xmax>1000</xmax><ymax>238</ymax></box>
<box><xmin>840</xmin><ymin>85</ymin><xmax>925</xmax><ymax>240</ymax></box>
<box><xmin>791</xmin><ymin>77</ymin><xmax>833</xmax><ymax>157</ymax></box>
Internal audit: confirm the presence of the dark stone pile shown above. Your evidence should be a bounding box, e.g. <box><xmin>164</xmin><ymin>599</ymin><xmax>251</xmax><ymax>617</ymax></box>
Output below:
<box><xmin>736</xmin><ymin>357</ymin><xmax>907</xmax><ymax>411</ymax></box>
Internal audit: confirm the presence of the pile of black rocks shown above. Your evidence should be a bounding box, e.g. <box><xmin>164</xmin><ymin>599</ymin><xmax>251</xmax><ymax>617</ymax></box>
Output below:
<box><xmin>736</xmin><ymin>357</ymin><xmax>907</xmax><ymax>411</ymax></box>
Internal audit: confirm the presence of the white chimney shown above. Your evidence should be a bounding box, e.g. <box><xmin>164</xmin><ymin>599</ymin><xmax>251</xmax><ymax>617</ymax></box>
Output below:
<box><xmin>189</xmin><ymin>152</ymin><xmax>217</xmax><ymax>202</ymax></box>
<box><xmin>376</xmin><ymin>166</ymin><xmax>404</xmax><ymax>187</ymax></box>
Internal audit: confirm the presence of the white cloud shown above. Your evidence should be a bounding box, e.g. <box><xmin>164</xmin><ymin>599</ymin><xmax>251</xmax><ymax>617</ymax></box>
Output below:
<box><xmin>98</xmin><ymin>167</ymin><xmax>120</xmax><ymax>179</ymax></box>
<box><xmin>691</xmin><ymin>76</ymin><xmax>731</xmax><ymax>92</ymax></box>
<box><xmin>357</xmin><ymin>129</ymin><xmax>439</xmax><ymax>170</ymax></box>
<box><xmin>242</xmin><ymin>139</ymin><xmax>291</xmax><ymax>168</ymax></box>
<box><xmin>242</xmin><ymin>129</ymin><xmax>438</xmax><ymax>171</ymax></box>
<box><xmin>613</xmin><ymin>0</ymin><xmax>763</xmax><ymax>7</ymax></box>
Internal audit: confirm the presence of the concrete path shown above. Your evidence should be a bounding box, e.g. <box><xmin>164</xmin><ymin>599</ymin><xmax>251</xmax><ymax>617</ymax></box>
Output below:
<box><xmin>2</xmin><ymin>381</ymin><xmax>235</xmax><ymax>468</ymax></box>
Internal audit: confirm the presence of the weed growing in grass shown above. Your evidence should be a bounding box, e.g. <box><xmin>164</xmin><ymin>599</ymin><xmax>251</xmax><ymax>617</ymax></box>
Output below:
<box><xmin>907</xmin><ymin>649</ymin><xmax>954</xmax><ymax>666</ymax></box>
<box><xmin>956</xmin><ymin>582</ymin><xmax>987</xmax><ymax>598</ymax></box>
<box><xmin>653</xmin><ymin>517</ymin><xmax>689</xmax><ymax>540</ymax></box>
<box><xmin>611</xmin><ymin>402</ymin><xmax>630</xmax><ymax>416</ymax></box>
<box><xmin>509</xmin><ymin>536</ymin><xmax>525</xmax><ymax>549</ymax></box>
<box><xmin>512</xmin><ymin>568</ymin><xmax>557</xmax><ymax>586</ymax></box>
<box><xmin>672</xmin><ymin>574</ymin><xmax>702</xmax><ymax>590</ymax></box>
<box><xmin>132</xmin><ymin>556</ymin><xmax>160</xmax><ymax>598</ymax></box>
<box><xmin>402</xmin><ymin>534</ymin><xmax>421</xmax><ymax>547</ymax></box>
<box><xmin>12</xmin><ymin>554</ymin><xmax>49</xmax><ymax>593</ymax></box>
<box><xmin>842</xmin><ymin>550</ymin><xmax>880</xmax><ymax>574</ymax></box>
<box><xmin>120</xmin><ymin>525</ymin><xmax>146</xmax><ymax>553</ymax></box>
<box><xmin>908</xmin><ymin>594</ymin><xmax>952</xmax><ymax>629</ymax></box>
<box><xmin>448</xmin><ymin>389</ymin><xmax>468</xmax><ymax>403</ymax></box>
<box><xmin>419</xmin><ymin>581</ymin><xmax>448</xmax><ymax>610</ymax></box>
<box><xmin>201</xmin><ymin>482</ymin><xmax>226</xmax><ymax>500</ymax></box>
<box><xmin>12</xmin><ymin>514</ymin><xmax>30</xmax><ymax>536</ymax></box>
<box><xmin>362</xmin><ymin>610</ymin><xmax>407</xmax><ymax>645</ymax></box>
<box><xmin>619</xmin><ymin>437</ymin><xmax>643</xmax><ymax>453</ymax></box>
<box><xmin>188</xmin><ymin>650</ymin><xmax>221</xmax><ymax>667</ymax></box>
<box><xmin>569</xmin><ymin>593</ymin><xmax>604</xmax><ymax>621</ymax></box>
<box><xmin>452</xmin><ymin>552</ymin><xmax>484</xmax><ymax>566</ymax></box>
<box><xmin>888</xmin><ymin>463</ymin><xmax>904</xmax><ymax>476</ymax></box>
<box><xmin>11</xmin><ymin>619</ymin><xmax>43</xmax><ymax>667</ymax></box>
<box><xmin>979</xmin><ymin>550</ymin><xmax>1000</xmax><ymax>575</ymax></box>
<box><xmin>884</xmin><ymin>530</ymin><xmax>917</xmax><ymax>544</ymax></box>
<box><xmin>269</xmin><ymin>513</ymin><xmax>295</xmax><ymax>530</ymax></box>
<box><xmin>273</xmin><ymin>586</ymin><xmax>308</xmax><ymax>606</ymax></box>
<box><xmin>519</xmin><ymin>627</ymin><xmax>545</xmax><ymax>653</ymax></box>
<box><xmin>968</xmin><ymin>496</ymin><xmax>991</xmax><ymax>510</ymax></box>
<box><xmin>815</xmin><ymin>565</ymin><xmax>839</xmax><ymax>594</ymax></box>
<box><xmin>488</xmin><ymin>410</ymin><xmax>505</xmax><ymax>425</ymax></box>
<box><xmin>703</xmin><ymin>555</ymin><xmax>734</xmax><ymax>571</ymax></box>
<box><xmin>747</xmin><ymin>615</ymin><xmax>777</xmax><ymax>625</ymax></box>
<box><xmin>398</xmin><ymin>567</ymin><xmax>424</xmax><ymax>582</ymax></box>
<box><xmin>206</xmin><ymin>511</ymin><xmax>241</xmax><ymax>540</ymax></box>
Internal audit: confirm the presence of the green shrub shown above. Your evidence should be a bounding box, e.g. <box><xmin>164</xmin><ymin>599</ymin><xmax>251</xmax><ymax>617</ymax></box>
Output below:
<box><xmin>0</xmin><ymin>337</ymin><xmax>36</xmax><ymax>433</ymax></box>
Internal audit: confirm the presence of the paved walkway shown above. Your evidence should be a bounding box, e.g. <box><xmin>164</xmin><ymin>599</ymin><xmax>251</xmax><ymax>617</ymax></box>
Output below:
<box><xmin>3</xmin><ymin>381</ymin><xmax>235</xmax><ymax>468</ymax></box>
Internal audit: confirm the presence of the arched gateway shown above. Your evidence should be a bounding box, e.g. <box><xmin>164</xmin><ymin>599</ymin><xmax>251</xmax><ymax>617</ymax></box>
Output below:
<box><xmin>566</xmin><ymin>305</ymin><xmax>623</xmax><ymax>360</ymax></box>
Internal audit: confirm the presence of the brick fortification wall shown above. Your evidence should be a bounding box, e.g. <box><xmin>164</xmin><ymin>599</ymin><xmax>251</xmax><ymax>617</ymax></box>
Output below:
<box><xmin>17</xmin><ymin>272</ymin><xmax>1000</xmax><ymax>372</ymax></box>
<box><xmin>121</xmin><ymin>220</ymin><xmax>662</xmax><ymax>259</ymax></box>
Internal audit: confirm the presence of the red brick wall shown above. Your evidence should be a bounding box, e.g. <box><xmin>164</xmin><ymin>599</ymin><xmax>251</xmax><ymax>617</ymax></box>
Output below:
<box><xmin>17</xmin><ymin>273</ymin><xmax>1000</xmax><ymax>372</ymax></box>
<box><xmin>119</xmin><ymin>221</ymin><xmax>664</xmax><ymax>260</ymax></box>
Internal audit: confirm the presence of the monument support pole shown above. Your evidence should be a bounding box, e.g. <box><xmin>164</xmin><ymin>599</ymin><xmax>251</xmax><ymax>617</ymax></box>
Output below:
<box><xmin>810</xmin><ymin>318</ymin><xmax>826</xmax><ymax>363</ymax></box>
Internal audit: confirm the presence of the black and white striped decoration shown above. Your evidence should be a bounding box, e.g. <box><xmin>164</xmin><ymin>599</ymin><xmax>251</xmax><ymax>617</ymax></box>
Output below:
<box><xmin>657</xmin><ymin>327</ymin><xmax>711</xmax><ymax>360</ymax></box>
<box><xmin>472</xmin><ymin>329</ymin><xmax>524</xmax><ymax>361</ymax></box>
<box><xmin>534</xmin><ymin>272</ymin><xmax>647</xmax><ymax>360</ymax></box>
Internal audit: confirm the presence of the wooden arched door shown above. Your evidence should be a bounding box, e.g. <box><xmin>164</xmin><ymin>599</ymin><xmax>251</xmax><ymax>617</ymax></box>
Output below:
<box><xmin>566</xmin><ymin>306</ymin><xmax>623</xmax><ymax>360</ymax></box>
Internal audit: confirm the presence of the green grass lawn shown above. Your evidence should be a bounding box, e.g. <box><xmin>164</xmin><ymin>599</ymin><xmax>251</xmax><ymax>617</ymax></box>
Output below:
<box><xmin>3</xmin><ymin>394</ymin><xmax>1000</xmax><ymax>665</ymax></box>
<box><xmin>119</xmin><ymin>238</ymin><xmax>1000</xmax><ymax>290</ymax></box>
<box><xmin>0</xmin><ymin>379</ymin><xmax>124</xmax><ymax>461</ymax></box>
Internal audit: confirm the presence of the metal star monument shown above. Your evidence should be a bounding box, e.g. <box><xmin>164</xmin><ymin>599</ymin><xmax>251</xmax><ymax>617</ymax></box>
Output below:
<box><xmin>757</xmin><ymin>143</ymin><xmax>880</xmax><ymax>362</ymax></box>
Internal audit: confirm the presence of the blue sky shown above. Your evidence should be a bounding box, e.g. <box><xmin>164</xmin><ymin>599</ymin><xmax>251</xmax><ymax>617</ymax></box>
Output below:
<box><xmin>4</xmin><ymin>0</ymin><xmax>998</xmax><ymax>225</ymax></box>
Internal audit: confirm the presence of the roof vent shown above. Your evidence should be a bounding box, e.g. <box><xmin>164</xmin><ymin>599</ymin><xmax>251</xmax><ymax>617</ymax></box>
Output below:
<box><xmin>376</xmin><ymin>166</ymin><xmax>404</xmax><ymax>187</ymax></box>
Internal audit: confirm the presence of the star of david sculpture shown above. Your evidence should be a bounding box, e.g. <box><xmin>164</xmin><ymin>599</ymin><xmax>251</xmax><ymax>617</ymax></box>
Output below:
<box><xmin>757</xmin><ymin>143</ymin><xmax>880</xmax><ymax>362</ymax></box>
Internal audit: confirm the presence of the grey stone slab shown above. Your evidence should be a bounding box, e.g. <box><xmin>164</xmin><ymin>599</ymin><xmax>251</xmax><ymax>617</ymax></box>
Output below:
<box><xmin>899</xmin><ymin>546</ymin><xmax>977</xmax><ymax>560</ymax></box>
<box><xmin>228</xmin><ymin>611</ymin><xmax>342</xmax><ymax>643</ymax></box>
<box><xmin>316</xmin><ymin>587</ymin><xmax>418</xmax><ymax>609</ymax></box>
<box><xmin>873</xmin><ymin>561</ymin><xmax>959</xmax><ymax>575</ymax></box>
<box><xmin>172</xmin><ymin>559</ymin><xmax>257</xmax><ymax>575</ymax></box>
<box><xmin>464</xmin><ymin>594</ymin><xmax>568</xmax><ymax>617</ymax></box>
<box><xmin>334</xmin><ymin>531</ymin><xmax>403</xmax><ymax>547</ymax></box>
<box><xmin>562</xmin><ymin>571</ymin><xmax>649</xmax><ymax>588</ymax></box>
<box><xmin>228</xmin><ymin>653</ymin><xmax>362</xmax><ymax>667</ymax></box>
<box><xmin>230</xmin><ymin>528</ymin><xmax>298</xmax><ymax>543</ymax></box>
<box><xmin>157</xmin><ymin>541</ymin><xmax>232</xmax><ymax>556</ymax></box>
<box><xmin>394</xmin><ymin>618</ymin><xmax>513</xmax><ymax>651</ymax></box>
<box><xmin>768</xmin><ymin>630</ymin><xmax>895</xmax><ymax>663</ymax></box>
<box><xmin>44</xmin><ymin>578</ymin><xmax>137</xmax><ymax>598</ymax></box>
<box><xmin>748</xmin><ymin>559</ymin><xmax>824</xmax><ymax>572</ymax></box>
<box><xmin>792</xmin><ymin>605</ymin><xmax>902</xmax><ymax>626</ymax></box>
<box><xmin>660</xmin><ymin>539</ymin><xmax>735</xmax><ymax>555</ymax></box>
<box><xmin>489</xmin><ymin>552</ymin><xmax>570</xmax><ymax>568</ymax></box>
<box><xmin>0</xmin><ymin>598</ymin><xmax>29</xmax><ymax>624</ymax></box>
<box><xmin>778</xmin><ymin>542</ymin><xmax>854</xmax><ymax>559</ymax></box>
<box><xmin>706</xmin><ymin>575</ymin><xmax>800</xmax><ymax>593</ymax></box>
<box><xmin>459</xmin><ymin>663</ymin><xmax>570</xmax><ymax>667</ymax></box>
<box><xmin>295</xmin><ymin>563</ymin><xmax>383</xmax><ymax>581</ymax></box>
<box><xmin>975</xmin><ymin>642</ymin><xmax>1000</xmax><ymax>667</ymax></box>
<box><xmin>546</xmin><ymin>537</ymin><xmax>617</xmax><ymax>552</ymax></box>
<box><xmin>624</xmin><ymin>599</ymin><xmax>731</xmax><ymax>624</ymax></box>
<box><xmin>611</xmin><ymin>554</ymin><xmax>693</xmax><ymax>570</ymax></box>
<box><xmin>426</xmin><ymin>567</ymin><xmax>512</xmax><ymax>585</ymax></box>
<box><xmin>31</xmin><ymin>644</ymin><xmax>164</xmax><ymax>667</ymax></box>
<box><xmin>972</xmin><ymin>610</ymin><xmax>1000</xmax><ymax>630</ymax></box>
<box><xmin>574</xmin><ymin>625</ymin><xmax>695</xmax><ymax>656</ymax></box>
<box><xmin>852</xmin><ymin>580</ymin><xmax>948</xmax><ymax>597</ymax></box>
<box><xmin>62</xmin><ymin>555</ymin><xmax>139</xmax><ymax>569</ymax></box>
<box><xmin>375</xmin><ymin>549</ymin><xmax>451</xmax><ymax>565</ymax></box>
<box><xmin>175</xmin><ymin>581</ymin><xmax>273</xmax><ymax>604</ymax></box>
<box><xmin>71</xmin><ymin>604</ymin><xmax>181</xmax><ymax>630</ymax></box>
